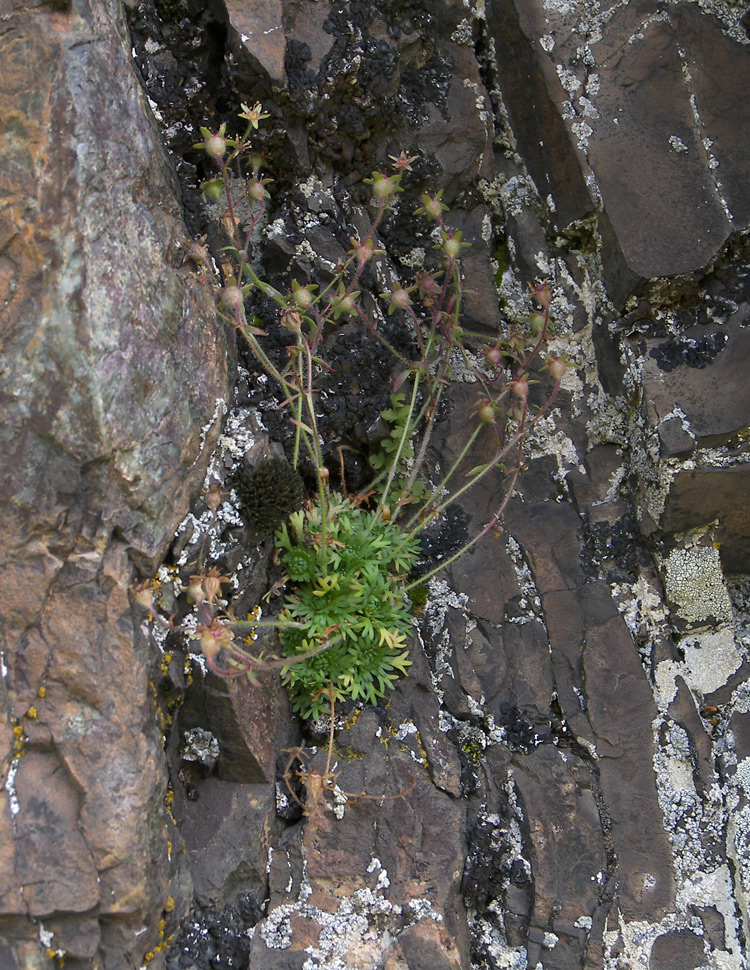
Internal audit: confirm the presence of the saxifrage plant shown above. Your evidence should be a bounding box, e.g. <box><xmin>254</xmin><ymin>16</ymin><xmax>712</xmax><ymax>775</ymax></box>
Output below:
<box><xmin>134</xmin><ymin>104</ymin><xmax>568</xmax><ymax>720</ymax></box>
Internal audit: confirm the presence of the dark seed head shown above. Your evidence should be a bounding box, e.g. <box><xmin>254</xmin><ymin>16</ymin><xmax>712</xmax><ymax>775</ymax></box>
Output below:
<box><xmin>235</xmin><ymin>456</ymin><xmax>305</xmax><ymax>537</ymax></box>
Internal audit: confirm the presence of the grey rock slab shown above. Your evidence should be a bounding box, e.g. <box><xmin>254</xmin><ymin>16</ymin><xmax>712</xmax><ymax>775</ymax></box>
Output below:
<box><xmin>179</xmin><ymin>778</ymin><xmax>277</xmax><ymax>907</ymax></box>
<box><xmin>486</xmin><ymin>0</ymin><xmax>595</xmax><ymax>229</ymax></box>
<box><xmin>583</xmin><ymin>611</ymin><xmax>676</xmax><ymax>920</ymax></box>
<box><xmin>641</xmin><ymin>319</ymin><xmax>750</xmax><ymax>452</ymax></box>
<box><xmin>637</xmin><ymin>317</ymin><xmax>750</xmax><ymax>566</ymax></box>
<box><xmin>512</xmin><ymin>744</ymin><xmax>607</xmax><ymax>939</ymax></box>
<box><xmin>486</xmin><ymin>0</ymin><xmax>750</xmax><ymax>305</ymax></box>
<box><xmin>508</xmin><ymin>502</ymin><xmax>676</xmax><ymax>920</ymax></box>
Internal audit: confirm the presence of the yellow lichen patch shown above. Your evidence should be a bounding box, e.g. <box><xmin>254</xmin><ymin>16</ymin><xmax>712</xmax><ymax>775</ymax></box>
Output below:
<box><xmin>344</xmin><ymin>706</ymin><xmax>362</xmax><ymax>731</ymax></box>
<box><xmin>240</xmin><ymin>604</ymin><xmax>262</xmax><ymax>645</ymax></box>
<box><xmin>141</xmin><ymin>902</ymin><xmax>176</xmax><ymax>965</ymax></box>
<box><xmin>25</xmin><ymin>706</ymin><xmax>38</xmax><ymax>721</ymax></box>
<box><xmin>38</xmin><ymin>685</ymin><xmax>46</xmax><ymax>698</ymax></box>
<box><xmin>11</xmin><ymin>719</ymin><xmax>25</xmax><ymax>756</ymax></box>
<box><xmin>160</xmin><ymin>651</ymin><xmax>173</xmax><ymax>678</ymax></box>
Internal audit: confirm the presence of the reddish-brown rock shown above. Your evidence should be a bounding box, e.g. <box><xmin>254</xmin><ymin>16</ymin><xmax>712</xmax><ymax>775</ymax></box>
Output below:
<box><xmin>0</xmin><ymin>0</ymin><xmax>229</xmax><ymax>965</ymax></box>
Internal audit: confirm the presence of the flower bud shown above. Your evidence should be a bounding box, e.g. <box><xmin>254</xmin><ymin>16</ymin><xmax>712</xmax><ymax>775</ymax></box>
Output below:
<box><xmin>476</xmin><ymin>401</ymin><xmax>496</xmax><ymax>424</ymax></box>
<box><xmin>130</xmin><ymin>581</ymin><xmax>155</xmax><ymax>610</ymax></box>
<box><xmin>530</xmin><ymin>282</ymin><xmax>552</xmax><ymax>308</ymax></box>
<box><xmin>186</xmin><ymin>575</ymin><xmax>205</xmax><ymax>604</ymax></box>
<box><xmin>529</xmin><ymin>312</ymin><xmax>546</xmax><ymax>336</ymax></box>
<box><xmin>291</xmin><ymin>281</ymin><xmax>317</xmax><ymax>309</ymax></box>
<box><xmin>442</xmin><ymin>232</ymin><xmax>465</xmax><ymax>260</ymax></box>
<box><xmin>548</xmin><ymin>356</ymin><xmax>568</xmax><ymax>380</ymax></box>
<box><xmin>509</xmin><ymin>378</ymin><xmax>529</xmax><ymax>400</ymax></box>
<box><xmin>484</xmin><ymin>344</ymin><xmax>503</xmax><ymax>367</ymax></box>
<box><xmin>383</xmin><ymin>283</ymin><xmax>412</xmax><ymax>314</ymax></box>
<box><xmin>280</xmin><ymin>306</ymin><xmax>303</xmax><ymax>336</ymax></box>
<box><xmin>199</xmin><ymin>625</ymin><xmax>227</xmax><ymax>660</ymax></box>
<box><xmin>418</xmin><ymin>193</ymin><xmax>447</xmax><ymax>220</ymax></box>
<box><xmin>222</xmin><ymin>285</ymin><xmax>244</xmax><ymax>309</ymax></box>
<box><xmin>205</xmin><ymin>135</ymin><xmax>227</xmax><ymax>160</ymax></box>
<box><xmin>202</xmin><ymin>567</ymin><xmax>228</xmax><ymax>605</ymax></box>
<box><xmin>247</xmin><ymin>179</ymin><xmax>265</xmax><ymax>202</ymax></box>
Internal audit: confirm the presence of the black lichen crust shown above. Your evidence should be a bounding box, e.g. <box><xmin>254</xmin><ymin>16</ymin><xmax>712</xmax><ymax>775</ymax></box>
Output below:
<box><xmin>649</xmin><ymin>331</ymin><xmax>728</xmax><ymax>371</ymax></box>
<box><xmin>163</xmin><ymin>900</ymin><xmax>258</xmax><ymax>970</ymax></box>
<box><xmin>234</xmin><ymin>457</ymin><xmax>305</xmax><ymax>537</ymax></box>
<box><xmin>579</xmin><ymin>513</ymin><xmax>651</xmax><ymax>582</ymax></box>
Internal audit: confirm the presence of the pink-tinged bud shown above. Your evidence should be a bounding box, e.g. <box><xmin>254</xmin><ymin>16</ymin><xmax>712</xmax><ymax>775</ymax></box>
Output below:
<box><xmin>415</xmin><ymin>271</ymin><xmax>439</xmax><ymax>304</ymax></box>
<box><xmin>205</xmin><ymin>135</ymin><xmax>227</xmax><ymax>160</ymax></box>
<box><xmin>222</xmin><ymin>285</ymin><xmax>244</xmax><ymax>308</ymax></box>
<box><xmin>419</xmin><ymin>194</ymin><xmax>446</xmax><ymax>219</ymax></box>
<box><xmin>510</xmin><ymin>378</ymin><xmax>529</xmax><ymax>400</ymax></box>
<box><xmin>247</xmin><ymin>178</ymin><xmax>267</xmax><ymax>202</ymax></box>
<box><xmin>199</xmin><ymin>627</ymin><xmax>224</xmax><ymax>660</ymax></box>
<box><xmin>130</xmin><ymin>582</ymin><xmax>155</xmax><ymax>610</ymax></box>
<box><xmin>198</xmin><ymin>618</ymin><xmax>234</xmax><ymax>660</ymax></box>
<box><xmin>383</xmin><ymin>283</ymin><xmax>411</xmax><ymax>314</ymax></box>
<box><xmin>476</xmin><ymin>401</ymin><xmax>496</xmax><ymax>424</ymax></box>
<box><xmin>349</xmin><ymin>236</ymin><xmax>380</xmax><ymax>264</ymax></box>
<box><xmin>548</xmin><ymin>356</ymin><xmax>568</xmax><ymax>380</ymax></box>
<box><xmin>484</xmin><ymin>345</ymin><xmax>503</xmax><ymax>367</ymax></box>
<box><xmin>531</xmin><ymin>283</ymin><xmax>552</xmax><ymax>308</ymax></box>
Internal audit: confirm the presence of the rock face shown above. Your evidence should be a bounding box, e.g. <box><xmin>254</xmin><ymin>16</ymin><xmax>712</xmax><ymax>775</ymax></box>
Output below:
<box><xmin>490</xmin><ymin>0</ymin><xmax>750</xmax><ymax>305</ymax></box>
<box><xmin>0</xmin><ymin>0</ymin><xmax>229</xmax><ymax>966</ymax></box>
<box><xmin>3</xmin><ymin>0</ymin><xmax>750</xmax><ymax>967</ymax></box>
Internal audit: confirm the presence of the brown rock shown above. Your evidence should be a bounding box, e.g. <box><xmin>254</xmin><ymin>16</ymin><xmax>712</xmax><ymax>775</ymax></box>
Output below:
<box><xmin>222</xmin><ymin>0</ymin><xmax>286</xmax><ymax>89</ymax></box>
<box><xmin>0</xmin><ymin>0</ymin><xmax>228</xmax><ymax>964</ymax></box>
<box><xmin>13</xmin><ymin>751</ymin><xmax>99</xmax><ymax>917</ymax></box>
<box><xmin>650</xmin><ymin>928</ymin><xmax>705</xmax><ymax>970</ymax></box>
<box><xmin>249</xmin><ymin>691</ymin><xmax>469</xmax><ymax>967</ymax></box>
